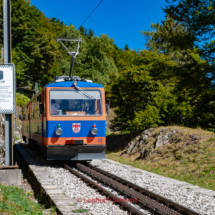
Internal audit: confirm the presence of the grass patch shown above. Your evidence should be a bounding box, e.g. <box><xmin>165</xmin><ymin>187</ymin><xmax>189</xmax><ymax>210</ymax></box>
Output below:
<box><xmin>106</xmin><ymin>126</ymin><xmax>215</xmax><ymax>191</ymax></box>
<box><xmin>50</xmin><ymin>206</ymin><xmax>56</xmax><ymax>214</ymax></box>
<box><xmin>72</xmin><ymin>209</ymin><xmax>90</xmax><ymax>213</ymax></box>
<box><xmin>0</xmin><ymin>184</ymin><xmax>44</xmax><ymax>214</ymax></box>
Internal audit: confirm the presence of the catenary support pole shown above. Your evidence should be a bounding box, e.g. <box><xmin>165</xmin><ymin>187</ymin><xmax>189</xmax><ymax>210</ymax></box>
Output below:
<box><xmin>35</xmin><ymin>82</ymin><xmax>38</xmax><ymax>94</ymax></box>
<box><xmin>3</xmin><ymin>0</ymin><xmax>13</xmax><ymax>166</ymax></box>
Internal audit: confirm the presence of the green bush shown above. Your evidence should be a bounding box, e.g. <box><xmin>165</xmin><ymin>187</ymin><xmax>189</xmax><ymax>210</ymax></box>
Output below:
<box><xmin>16</xmin><ymin>93</ymin><xmax>30</xmax><ymax>107</ymax></box>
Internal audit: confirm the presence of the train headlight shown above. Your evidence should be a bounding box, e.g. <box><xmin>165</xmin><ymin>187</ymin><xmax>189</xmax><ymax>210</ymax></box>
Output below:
<box><xmin>55</xmin><ymin>125</ymin><xmax>62</xmax><ymax>136</ymax></box>
<box><xmin>91</xmin><ymin>127</ymin><xmax>98</xmax><ymax>135</ymax></box>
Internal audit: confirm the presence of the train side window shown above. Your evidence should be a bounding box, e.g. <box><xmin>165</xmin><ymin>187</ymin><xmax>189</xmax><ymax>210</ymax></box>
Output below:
<box><xmin>32</xmin><ymin>96</ymin><xmax>40</xmax><ymax>119</ymax></box>
<box><xmin>37</xmin><ymin>94</ymin><xmax>42</xmax><ymax>103</ymax></box>
<box><xmin>23</xmin><ymin>105</ymin><xmax>29</xmax><ymax>121</ymax></box>
<box><xmin>38</xmin><ymin>94</ymin><xmax>42</xmax><ymax>117</ymax></box>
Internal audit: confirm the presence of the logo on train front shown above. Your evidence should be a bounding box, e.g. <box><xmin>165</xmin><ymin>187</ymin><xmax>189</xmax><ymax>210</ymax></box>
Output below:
<box><xmin>72</xmin><ymin>123</ymin><xmax>81</xmax><ymax>133</ymax></box>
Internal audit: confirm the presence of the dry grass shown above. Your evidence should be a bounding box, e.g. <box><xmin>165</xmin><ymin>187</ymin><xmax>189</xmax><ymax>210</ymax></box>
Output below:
<box><xmin>106</xmin><ymin>126</ymin><xmax>215</xmax><ymax>190</ymax></box>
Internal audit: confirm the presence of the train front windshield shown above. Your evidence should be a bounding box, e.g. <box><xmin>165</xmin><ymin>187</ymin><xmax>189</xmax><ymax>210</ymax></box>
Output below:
<box><xmin>50</xmin><ymin>89</ymin><xmax>102</xmax><ymax>116</ymax></box>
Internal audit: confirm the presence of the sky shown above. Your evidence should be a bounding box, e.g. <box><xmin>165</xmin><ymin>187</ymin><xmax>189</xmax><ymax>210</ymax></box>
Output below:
<box><xmin>30</xmin><ymin>0</ymin><xmax>168</xmax><ymax>51</ymax></box>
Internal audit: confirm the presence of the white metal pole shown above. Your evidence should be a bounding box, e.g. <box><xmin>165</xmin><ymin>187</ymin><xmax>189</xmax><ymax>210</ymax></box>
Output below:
<box><xmin>3</xmin><ymin>0</ymin><xmax>12</xmax><ymax>166</ymax></box>
<box><xmin>35</xmin><ymin>82</ymin><xmax>38</xmax><ymax>94</ymax></box>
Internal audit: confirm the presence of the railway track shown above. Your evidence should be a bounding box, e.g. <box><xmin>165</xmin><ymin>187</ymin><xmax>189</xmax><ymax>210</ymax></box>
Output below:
<box><xmin>17</xmin><ymin>144</ymin><xmax>202</xmax><ymax>215</ymax></box>
<box><xmin>62</xmin><ymin>162</ymin><xmax>201</xmax><ymax>215</ymax></box>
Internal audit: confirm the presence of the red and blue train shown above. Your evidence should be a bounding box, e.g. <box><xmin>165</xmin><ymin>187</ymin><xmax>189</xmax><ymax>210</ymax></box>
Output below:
<box><xmin>22</xmin><ymin>77</ymin><xmax>106</xmax><ymax>160</ymax></box>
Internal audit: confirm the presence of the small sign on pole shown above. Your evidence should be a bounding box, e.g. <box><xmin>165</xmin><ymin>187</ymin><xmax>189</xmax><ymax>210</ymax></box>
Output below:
<box><xmin>0</xmin><ymin>64</ymin><xmax>15</xmax><ymax>114</ymax></box>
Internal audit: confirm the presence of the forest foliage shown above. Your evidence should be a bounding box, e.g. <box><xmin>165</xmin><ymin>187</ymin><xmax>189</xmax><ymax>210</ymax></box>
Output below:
<box><xmin>1</xmin><ymin>0</ymin><xmax>215</xmax><ymax>131</ymax></box>
<box><xmin>111</xmin><ymin>0</ymin><xmax>215</xmax><ymax>132</ymax></box>
<box><xmin>0</xmin><ymin>0</ymin><xmax>117</xmax><ymax>90</ymax></box>
<box><xmin>16</xmin><ymin>92</ymin><xmax>30</xmax><ymax>107</ymax></box>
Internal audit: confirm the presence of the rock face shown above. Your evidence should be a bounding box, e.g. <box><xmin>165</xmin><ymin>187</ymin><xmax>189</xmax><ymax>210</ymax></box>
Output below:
<box><xmin>126</xmin><ymin>141</ymin><xmax>136</xmax><ymax>154</ymax></box>
<box><xmin>126</xmin><ymin>127</ymin><xmax>179</xmax><ymax>160</ymax></box>
<box><xmin>126</xmin><ymin>128</ymin><xmax>154</xmax><ymax>155</ymax></box>
<box><xmin>0</xmin><ymin>114</ymin><xmax>5</xmax><ymax>166</ymax></box>
<box><xmin>155</xmin><ymin>128</ymin><xmax>178</xmax><ymax>148</ymax></box>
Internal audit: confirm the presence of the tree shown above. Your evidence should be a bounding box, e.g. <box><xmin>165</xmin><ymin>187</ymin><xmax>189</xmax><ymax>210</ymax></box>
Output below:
<box><xmin>81</xmin><ymin>34</ymin><xmax>118</xmax><ymax>87</ymax></box>
<box><xmin>142</xmin><ymin>18</ymin><xmax>194</xmax><ymax>54</ymax></box>
<box><xmin>111</xmin><ymin>39</ymin><xmax>215</xmax><ymax>132</ymax></box>
<box><xmin>141</xmin><ymin>20</ymin><xmax>215</xmax><ymax>126</ymax></box>
<box><xmin>164</xmin><ymin>0</ymin><xmax>215</xmax><ymax>63</ymax></box>
<box><xmin>59</xmin><ymin>26</ymin><xmax>118</xmax><ymax>87</ymax></box>
<box><xmin>111</xmin><ymin>50</ymin><xmax>177</xmax><ymax>131</ymax></box>
<box><xmin>124</xmin><ymin>44</ymin><xmax>129</xmax><ymax>51</ymax></box>
<box><xmin>0</xmin><ymin>0</ymin><xmax>65</xmax><ymax>87</ymax></box>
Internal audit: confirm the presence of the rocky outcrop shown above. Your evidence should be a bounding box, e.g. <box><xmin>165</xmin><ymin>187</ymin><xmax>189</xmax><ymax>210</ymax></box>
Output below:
<box><xmin>140</xmin><ymin>146</ymin><xmax>154</xmax><ymax>159</ymax></box>
<box><xmin>126</xmin><ymin>127</ymin><xmax>179</xmax><ymax>160</ymax></box>
<box><xmin>155</xmin><ymin>128</ymin><xmax>178</xmax><ymax>148</ymax></box>
<box><xmin>126</xmin><ymin>128</ymin><xmax>154</xmax><ymax>154</ymax></box>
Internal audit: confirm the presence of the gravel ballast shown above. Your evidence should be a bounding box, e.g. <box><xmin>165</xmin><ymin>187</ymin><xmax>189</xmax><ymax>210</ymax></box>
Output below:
<box><xmin>47</xmin><ymin>164</ymin><xmax>154</xmax><ymax>215</ymax></box>
<box><xmin>45</xmin><ymin>158</ymin><xmax>215</xmax><ymax>215</ymax></box>
<box><xmin>47</xmin><ymin>167</ymin><xmax>129</xmax><ymax>215</ymax></box>
<box><xmin>91</xmin><ymin>159</ymin><xmax>215</xmax><ymax>215</ymax></box>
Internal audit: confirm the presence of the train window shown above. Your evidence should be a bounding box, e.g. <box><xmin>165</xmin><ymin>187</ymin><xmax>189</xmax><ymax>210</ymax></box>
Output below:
<box><xmin>50</xmin><ymin>89</ymin><xmax>102</xmax><ymax>116</ymax></box>
<box><xmin>32</xmin><ymin>96</ymin><xmax>40</xmax><ymax>119</ymax></box>
<box><xmin>23</xmin><ymin>105</ymin><xmax>29</xmax><ymax>121</ymax></box>
<box><xmin>37</xmin><ymin>94</ymin><xmax>42</xmax><ymax>103</ymax></box>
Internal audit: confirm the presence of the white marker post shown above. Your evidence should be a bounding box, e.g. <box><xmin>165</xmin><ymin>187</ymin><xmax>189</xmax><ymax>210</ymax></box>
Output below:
<box><xmin>2</xmin><ymin>0</ymin><xmax>13</xmax><ymax>166</ymax></box>
<box><xmin>0</xmin><ymin>64</ymin><xmax>15</xmax><ymax>166</ymax></box>
<box><xmin>0</xmin><ymin>65</ymin><xmax>15</xmax><ymax>113</ymax></box>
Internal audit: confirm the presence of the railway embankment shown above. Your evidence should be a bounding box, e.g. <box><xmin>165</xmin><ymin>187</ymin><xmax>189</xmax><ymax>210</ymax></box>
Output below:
<box><xmin>15</xmin><ymin>143</ymin><xmax>133</xmax><ymax>215</ymax></box>
<box><xmin>14</xmin><ymin>143</ymin><xmax>79</xmax><ymax>215</ymax></box>
<box><xmin>15</xmin><ymin>142</ymin><xmax>204</xmax><ymax>215</ymax></box>
<box><xmin>106</xmin><ymin>126</ymin><xmax>215</xmax><ymax>191</ymax></box>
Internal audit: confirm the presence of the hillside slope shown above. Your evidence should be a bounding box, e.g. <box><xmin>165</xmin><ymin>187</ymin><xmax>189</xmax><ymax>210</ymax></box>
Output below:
<box><xmin>106</xmin><ymin>126</ymin><xmax>215</xmax><ymax>191</ymax></box>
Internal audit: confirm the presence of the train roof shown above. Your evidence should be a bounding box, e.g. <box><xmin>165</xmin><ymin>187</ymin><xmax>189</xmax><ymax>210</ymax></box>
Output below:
<box><xmin>46</xmin><ymin>81</ymin><xmax>104</xmax><ymax>88</ymax></box>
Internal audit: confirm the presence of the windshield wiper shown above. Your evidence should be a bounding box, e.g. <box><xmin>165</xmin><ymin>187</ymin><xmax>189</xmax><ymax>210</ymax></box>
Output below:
<box><xmin>75</xmin><ymin>85</ymin><xmax>96</xmax><ymax>100</ymax></box>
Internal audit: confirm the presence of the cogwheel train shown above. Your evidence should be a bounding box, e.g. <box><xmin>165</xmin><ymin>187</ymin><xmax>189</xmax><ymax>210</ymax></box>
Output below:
<box><xmin>21</xmin><ymin>76</ymin><xmax>106</xmax><ymax>160</ymax></box>
<box><xmin>21</xmin><ymin>38</ymin><xmax>107</xmax><ymax>160</ymax></box>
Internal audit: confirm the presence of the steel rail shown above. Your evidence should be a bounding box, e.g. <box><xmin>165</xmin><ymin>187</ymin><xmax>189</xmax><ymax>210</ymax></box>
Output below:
<box><xmin>63</xmin><ymin>163</ymin><xmax>145</xmax><ymax>215</ymax></box>
<box><xmin>86</xmin><ymin>164</ymin><xmax>200</xmax><ymax>215</ymax></box>
<box><xmin>76</xmin><ymin>163</ymin><xmax>183</xmax><ymax>215</ymax></box>
<box><xmin>20</xmin><ymin>144</ymin><xmax>200</xmax><ymax>215</ymax></box>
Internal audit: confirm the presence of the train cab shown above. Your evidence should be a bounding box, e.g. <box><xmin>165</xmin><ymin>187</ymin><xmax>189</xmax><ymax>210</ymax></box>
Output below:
<box><xmin>22</xmin><ymin>77</ymin><xmax>106</xmax><ymax>160</ymax></box>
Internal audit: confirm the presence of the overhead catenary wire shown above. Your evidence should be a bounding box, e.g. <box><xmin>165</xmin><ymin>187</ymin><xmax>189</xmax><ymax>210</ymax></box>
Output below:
<box><xmin>78</xmin><ymin>0</ymin><xmax>103</xmax><ymax>29</ymax></box>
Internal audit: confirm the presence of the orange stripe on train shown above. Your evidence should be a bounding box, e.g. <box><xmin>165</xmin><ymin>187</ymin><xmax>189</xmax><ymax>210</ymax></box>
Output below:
<box><xmin>46</xmin><ymin>137</ymin><xmax>106</xmax><ymax>145</ymax></box>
